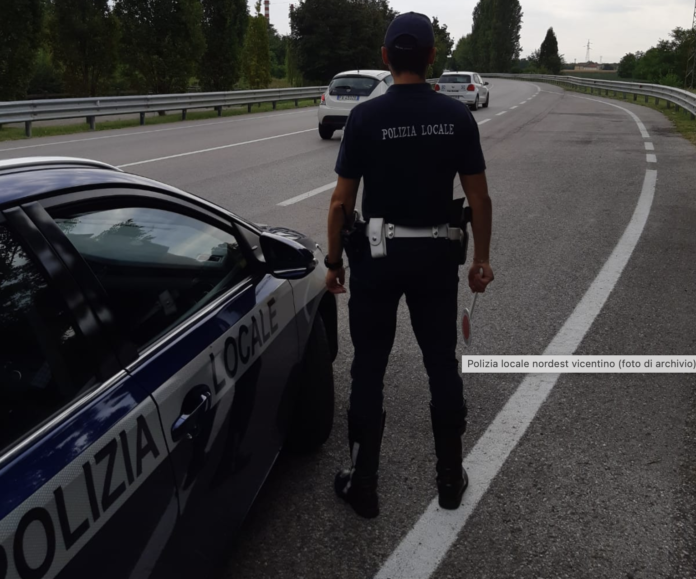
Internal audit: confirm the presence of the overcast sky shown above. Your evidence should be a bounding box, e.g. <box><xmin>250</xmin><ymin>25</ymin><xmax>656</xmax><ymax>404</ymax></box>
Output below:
<box><xmin>259</xmin><ymin>0</ymin><xmax>695</xmax><ymax>64</ymax></box>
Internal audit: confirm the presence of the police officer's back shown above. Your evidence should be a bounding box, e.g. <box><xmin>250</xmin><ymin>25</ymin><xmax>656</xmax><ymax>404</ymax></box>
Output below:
<box><xmin>324</xmin><ymin>12</ymin><xmax>494</xmax><ymax>519</ymax></box>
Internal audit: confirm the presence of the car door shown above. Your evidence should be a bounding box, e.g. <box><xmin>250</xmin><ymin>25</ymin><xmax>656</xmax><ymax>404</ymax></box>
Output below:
<box><xmin>36</xmin><ymin>189</ymin><xmax>301</xmax><ymax>577</ymax></box>
<box><xmin>0</xmin><ymin>210</ymin><xmax>175</xmax><ymax>579</ymax></box>
<box><xmin>476</xmin><ymin>74</ymin><xmax>488</xmax><ymax>99</ymax></box>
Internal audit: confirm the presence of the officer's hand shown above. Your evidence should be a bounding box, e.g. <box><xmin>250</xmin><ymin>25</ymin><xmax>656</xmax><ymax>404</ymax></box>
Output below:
<box><xmin>468</xmin><ymin>262</ymin><xmax>494</xmax><ymax>293</ymax></box>
<box><xmin>326</xmin><ymin>267</ymin><xmax>346</xmax><ymax>294</ymax></box>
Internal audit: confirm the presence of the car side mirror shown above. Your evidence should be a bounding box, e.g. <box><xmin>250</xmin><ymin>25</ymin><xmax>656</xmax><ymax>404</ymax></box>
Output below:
<box><xmin>484</xmin><ymin>81</ymin><xmax>490</xmax><ymax>86</ymax></box>
<box><xmin>260</xmin><ymin>232</ymin><xmax>317</xmax><ymax>279</ymax></box>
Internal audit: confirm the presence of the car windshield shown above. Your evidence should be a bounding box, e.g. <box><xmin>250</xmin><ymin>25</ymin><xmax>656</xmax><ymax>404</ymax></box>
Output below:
<box><xmin>439</xmin><ymin>74</ymin><xmax>472</xmax><ymax>84</ymax></box>
<box><xmin>329</xmin><ymin>76</ymin><xmax>380</xmax><ymax>96</ymax></box>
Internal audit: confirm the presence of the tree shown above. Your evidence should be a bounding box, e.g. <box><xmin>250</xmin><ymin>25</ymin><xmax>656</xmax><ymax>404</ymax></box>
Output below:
<box><xmin>430</xmin><ymin>17</ymin><xmax>454</xmax><ymax>78</ymax></box>
<box><xmin>199</xmin><ymin>0</ymin><xmax>247</xmax><ymax>91</ymax></box>
<box><xmin>290</xmin><ymin>0</ymin><xmax>395</xmax><ymax>83</ymax></box>
<box><xmin>242</xmin><ymin>1</ymin><xmax>271</xmax><ymax>89</ymax></box>
<box><xmin>537</xmin><ymin>27</ymin><xmax>562</xmax><ymax>74</ymax></box>
<box><xmin>50</xmin><ymin>0</ymin><xmax>119</xmax><ymax>97</ymax></box>
<box><xmin>618</xmin><ymin>53</ymin><xmax>637</xmax><ymax>79</ymax></box>
<box><xmin>0</xmin><ymin>0</ymin><xmax>43</xmax><ymax>100</ymax></box>
<box><xmin>114</xmin><ymin>0</ymin><xmax>205</xmax><ymax>94</ymax></box>
<box><xmin>449</xmin><ymin>35</ymin><xmax>474</xmax><ymax>71</ymax></box>
<box><xmin>468</xmin><ymin>0</ymin><xmax>522</xmax><ymax>72</ymax></box>
<box><xmin>285</xmin><ymin>38</ymin><xmax>303</xmax><ymax>86</ymax></box>
<box><xmin>268</xmin><ymin>24</ymin><xmax>287</xmax><ymax>79</ymax></box>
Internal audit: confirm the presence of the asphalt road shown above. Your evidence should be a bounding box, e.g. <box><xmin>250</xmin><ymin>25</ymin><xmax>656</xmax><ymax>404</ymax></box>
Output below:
<box><xmin>2</xmin><ymin>79</ymin><xmax>695</xmax><ymax>579</ymax></box>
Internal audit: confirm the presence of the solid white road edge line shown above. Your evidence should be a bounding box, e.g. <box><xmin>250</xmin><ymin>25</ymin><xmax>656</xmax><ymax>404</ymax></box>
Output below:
<box><xmin>375</xmin><ymin>167</ymin><xmax>659</xmax><ymax>579</ymax></box>
<box><xmin>117</xmin><ymin>128</ymin><xmax>315</xmax><ymax>168</ymax></box>
<box><xmin>0</xmin><ymin>110</ymin><xmax>315</xmax><ymax>154</ymax></box>
<box><xmin>278</xmin><ymin>181</ymin><xmax>337</xmax><ymax>206</ymax></box>
<box><xmin>375</xmin><ymin>95</ymin><xmax>658</xmax><ymax>579</ymax></box>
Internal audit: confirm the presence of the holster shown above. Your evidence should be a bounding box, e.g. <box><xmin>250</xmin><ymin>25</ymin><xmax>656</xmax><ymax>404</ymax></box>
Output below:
<box><xmin>449</xmin><ymin>198</ymin><xmax>471</xmax><ymax>265</ymax></box>
<box><xmin>341</xmin><ymin>210</ymin><xmax>367</xmax><ymax>264</ymax></box>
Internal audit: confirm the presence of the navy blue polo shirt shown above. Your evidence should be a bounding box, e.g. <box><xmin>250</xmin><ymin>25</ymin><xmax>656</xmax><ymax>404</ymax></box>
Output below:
<box><xmin>335</xmin><ymin>82</ymin><xmax>486</xmax><ymax>227</ymax></box>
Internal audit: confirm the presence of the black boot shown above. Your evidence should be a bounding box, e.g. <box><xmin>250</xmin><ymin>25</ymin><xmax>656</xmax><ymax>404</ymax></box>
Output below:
<box><xmin>430</xmin><ymin>403</ymin><xmax>468</xmax><ymax>510</ymax></box>
<box><xmin>334</xmin><ymin>409</ymin><xmax>386</xmax><ymax>519</ymax></box>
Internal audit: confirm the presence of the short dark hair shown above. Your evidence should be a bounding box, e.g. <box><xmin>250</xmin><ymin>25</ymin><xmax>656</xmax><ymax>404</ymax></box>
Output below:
<box><xmin>386</xmin><ymin>35</ymin><xmax>431</xmax><ymax>76</ymax></box>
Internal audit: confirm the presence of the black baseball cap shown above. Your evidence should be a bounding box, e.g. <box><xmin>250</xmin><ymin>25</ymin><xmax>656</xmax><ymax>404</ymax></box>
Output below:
<box><xmin>384</xmin><ymin>12</ymin><xmax>435</xmax><ymax>50</ymax></box>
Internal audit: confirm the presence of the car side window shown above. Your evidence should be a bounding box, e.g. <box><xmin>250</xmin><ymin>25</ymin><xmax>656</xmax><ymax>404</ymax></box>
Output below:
<box><xmin>0</xmin><ymin>226</ymin><xmax>99</xmax><ymax>453</ymax></box>
<box><xmin>384</xmin><ymin>75</ymin><xmax>394</xmax><ymax>86</ymax></box>
<box><xmin>53</xmin><ymin>206</ymin><xmax>251</xmax><ymax>351</ymax></box>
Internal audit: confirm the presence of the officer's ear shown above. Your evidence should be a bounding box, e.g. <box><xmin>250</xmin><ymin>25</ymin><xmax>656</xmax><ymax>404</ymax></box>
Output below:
<box><xmin>427</xmin><ymin>47</ymin><xmax>436</xmax><ymax>66</ymax></box>
<box><xmin>381</xmin><ymin>46</ymin><xmax>390</xmax><ymax>68</ymax></box>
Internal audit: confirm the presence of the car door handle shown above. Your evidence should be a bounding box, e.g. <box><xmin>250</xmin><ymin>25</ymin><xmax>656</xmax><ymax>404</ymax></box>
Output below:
<box><xmin>172</xmin><ymin>388</ymin><xmax>212</xmax><ymax>442</ymax></box>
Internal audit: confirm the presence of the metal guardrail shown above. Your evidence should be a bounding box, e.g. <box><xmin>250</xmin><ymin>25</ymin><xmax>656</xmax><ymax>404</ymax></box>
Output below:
<box><xmin>482</xmin><ymin>74</ymin><xmax>696</xmax><ymax>119</ymax></box>
<box><xmin>0</xmin><ymin>86</ymin><xmax>328</xmax><ymax>137</ymax></box>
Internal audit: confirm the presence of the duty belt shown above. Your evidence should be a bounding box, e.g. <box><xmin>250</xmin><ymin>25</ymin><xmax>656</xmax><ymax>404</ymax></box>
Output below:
<box><xmin>365</xmin><ymin>217</ymin><xmax>464</xmax><ymax>258</ymax></box>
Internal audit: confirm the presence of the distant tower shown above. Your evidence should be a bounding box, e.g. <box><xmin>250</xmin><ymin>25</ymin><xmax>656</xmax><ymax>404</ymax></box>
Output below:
<box><xmin>264</xmin><ymin>0</ymin><xmax>269</xmax><ymax>19</ymax></box>
<box><xmin>585</xmin><ymin>40</ymin><xmax>592</xmax><ymax>62</ymax></box>
<box><xmin>685</xmin><ymin>0</ymin><xmax>696</xmax><ymax>88</ymax></box>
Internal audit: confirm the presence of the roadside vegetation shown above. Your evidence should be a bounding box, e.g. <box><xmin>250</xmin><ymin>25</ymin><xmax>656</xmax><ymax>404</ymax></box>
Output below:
<box><xmin>0</xmin><ymin>100</ymin><xmax>319</xmax><ymax>143</ymax></box>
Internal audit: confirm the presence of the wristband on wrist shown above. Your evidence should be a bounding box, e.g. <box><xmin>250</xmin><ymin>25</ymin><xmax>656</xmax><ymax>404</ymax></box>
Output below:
<box><xmin>324</xmin><ymin>256</ymin><xmax>344</xmax><ymax>270</ymax></box>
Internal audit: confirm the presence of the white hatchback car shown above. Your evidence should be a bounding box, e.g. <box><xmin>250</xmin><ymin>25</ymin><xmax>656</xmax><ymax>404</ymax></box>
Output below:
<box><xmin>435</xmin><ymin>71</ymin><xmax>490</xmax><ymax>111</ymax></box>
<box><xmin>318</xmin><ymin>70</ymin><xmax>393</xmax><ymax>139</ymax></box>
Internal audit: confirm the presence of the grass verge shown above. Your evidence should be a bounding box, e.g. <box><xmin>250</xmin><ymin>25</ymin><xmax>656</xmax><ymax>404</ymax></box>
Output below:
<box><xmin>557</xmin><ymin>82</ymin><xmax>696</xmax><ymax>147</ymax></box>
<box><xmin>0</xmin><ymin>99</ymin><xmax>319</xmax><ymax>143</ymax></box>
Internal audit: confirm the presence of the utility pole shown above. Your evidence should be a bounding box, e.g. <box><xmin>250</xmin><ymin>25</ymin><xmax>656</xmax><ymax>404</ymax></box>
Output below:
<box><xmin>686</xmin><ymin>0</ymin><xmax>696</xmax><ymax>89</ymax></box>
<box><xmin>585</xmin><ymin>40</ymin><xmax>592</xmax><ymax>63</ymax></box>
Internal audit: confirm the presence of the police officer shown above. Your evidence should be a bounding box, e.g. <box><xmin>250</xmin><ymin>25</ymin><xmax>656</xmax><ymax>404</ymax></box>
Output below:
<box><xmin>324</xmin><ymin>12</ymin><xmax>494</xmax><ymax>518</ymax></box>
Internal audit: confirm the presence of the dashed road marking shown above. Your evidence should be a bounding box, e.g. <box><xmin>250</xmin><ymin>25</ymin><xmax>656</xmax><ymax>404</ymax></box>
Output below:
<box><xmin>647</xmin><ymin>154</ymin><xmax>657</xmax><ymax>163</ymax></box>
<box><xmin>117</xmin><ymin>128</ymin><xmax>315</xmax><ymax>168</ymax></box>
<box><xmin>645</xmin><ymin>142</ymin><xmax>655</xmax><ymax>151</ymax></box>
<box><xmin>477</xmin><ymin>119</ymin><xmax>491</xmax><ymax>125</ymax></box>
<box><xmin>496</xmin><ymin>111</ymin><xmax>507</xmax><ymax>116</ymax></box>
<box><xmin>278</xmin><ymin>181</ymin><xmax>337</xmax><ymax>206</ymax></box>
<box><xmin>510</xmin><ymin>106</ymin><xmax>518</xmax><ymax>110</ymax></box>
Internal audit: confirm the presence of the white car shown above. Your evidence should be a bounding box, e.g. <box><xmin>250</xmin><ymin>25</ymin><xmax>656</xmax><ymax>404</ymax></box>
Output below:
<box><xmin>318</xmin><ymin>70</ymin><xmax>393</xmax><ymax>140</ymax></box>
<box><xmin>435</xmin><ymin>71</ymin><xmax>490</xmax><ymax>111</ymax></box>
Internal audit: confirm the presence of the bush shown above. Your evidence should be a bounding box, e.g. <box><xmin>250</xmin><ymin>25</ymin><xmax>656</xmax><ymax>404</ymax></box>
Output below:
<box><xmin>27</xmin><ymin>49</ymin><xmax>64</xmax><ymax>97</ymax></box>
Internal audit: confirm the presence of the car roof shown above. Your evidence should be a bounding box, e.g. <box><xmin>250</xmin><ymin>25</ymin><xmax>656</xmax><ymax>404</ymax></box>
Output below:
<box><xmin>0</xmin><ymin>157</ymin><xmax>255</xmax><ymax>231</ymax></box>
<box><xmin>440</xmin><ymin>71</ymin><xmax>478</xmax><ymax>76</ymax></box>
<box><xmin>332</xmin><ymin>70</ymin><xmax>390</xmax><ymax>80</ymax></box>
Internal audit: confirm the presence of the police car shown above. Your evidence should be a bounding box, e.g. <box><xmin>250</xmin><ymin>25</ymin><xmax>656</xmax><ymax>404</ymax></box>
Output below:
<box><xmin>318</xmin><ymin>70</ymin><xmax>393</xmax><ymax>139</ymax></box>
<box><xmin>0</xmin><ymin>157</ymin><xmax>337</xmax><ymax>579</ymax></box>
<box><xmin>435</xmin><ymin>71</ymin><xmax>490</xmax><ymax>110</ymax></box>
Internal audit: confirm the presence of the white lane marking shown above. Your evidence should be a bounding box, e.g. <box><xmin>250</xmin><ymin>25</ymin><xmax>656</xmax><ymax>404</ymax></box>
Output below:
<box><xmin>376</xmin><ymin>96</ymin><xmax>657</xmax><ymax>579</ymax></box>
<box><xmin>510</xmin><ymin>106</ymin><xmax>518</xmax><ymax>110</ymax></box>
<box><xmin>477</xmin><ymin>119</ymin><xmax>491</xmax><ymax>125</ymax></box>
<box><xmin>375</xmin><ymin>169</ymin><xmax>658</xmax><ymax>579</ymax></box>
<box><xmin>117</xmin><ymin>128</ymin><xmax>315</xmax><ymax>168</ymax></box>
<box><xmin>570</xmin><ymin>95</ymin><xmax>651</xmax><ymax>139</ymax></box>
<box><xmin>495</xmin><ymin>111</ymin><xmax>507</xmax><ymax>116</ymax></box>
<box><xmin>520</xmin><ymin>101</ymin><xmax>527</xmax><ymax>105</ymax></box>
<box><xmin>647</xmin><ymin>153</ymin><xmax>657</xmax><ymax>163</ymax></box>
<box><xmin>0</xmin><ymin>110</ymin><xmax>315</xmax><ymax>153</ymax></box>
<box><xmin>645</xmin><ymin>142</ymin><xmax>655</xmax><ymax>151</ymax></box>
<box><xmin>278</xmin><ymin>181</ymin><xmax>336</xmax><ymax>206</ymax></box>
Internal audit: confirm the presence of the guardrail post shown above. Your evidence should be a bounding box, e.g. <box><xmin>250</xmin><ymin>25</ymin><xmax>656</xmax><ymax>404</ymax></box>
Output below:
<box><xmin>605</xmin><ymin>89</ymin><xmax>609</xmax><ymax>96</ymax></box>
<box><xmin>623</xmin><ymin>92</ymin><xmax>627</xmax><ymax>99</ymax></box>
<box><xmin>691</xmin><ymin>111</ymin><xmax>695</xmax><ymax>120</ymax></box>
<box><xmin>139</xmin><ymin>112</ymin><xmax>145</xmax><ymax>126</ymax></box>
<box><xmin>87</xmin><ymin>116</ymin><xmax>95</xmax><ymax>131</ymax></box>
<box><xmin>633</xmin><ymin>94</ymin><xmax>637</xmax><ymax>101</ymax></box>
<box><xmin>294</xmin><ymin>99</ymin><xmax>298</xmax><ymax>107</ymax></box>
<box><xmin>666</xmin><ymin>101</ymin><xmax>671</xmax><ymax>109</ymax></box>
<box><xmin>216</xmin><ymin>106</ymin><xmax>222</xmax><ymax>117</ymax></box>
<box><xmin>644</xmin><ymin>95</ymin><xmax>648</xmax><ymax>103</ymax></box>
<box><xmin>248</xmin><ymin>104</ymin><xmax>252</xmax><ymax>113</ymax></box>
<box><xmin>655</xmin><ymin>98</ymin><xmax>660</xmax><ymax>106</ymax></box>
<box><xmin>676</xmin><ymin>104</ymin><xmax>680</xmax><ymax>112</ymax></box>
<box><xmin>272</xmin><ymin>101</ymin><xmax>277</xmax><ymax>110</ymax></box>
<box><xmin>25</xmin><ymin>121</ymin><xmax>32</xmax><ymax>138</ymax></box>
<box><xmin>182</xmin><ymin>109</ymin><xmax>187</xmax><ymax>121</ymax></box>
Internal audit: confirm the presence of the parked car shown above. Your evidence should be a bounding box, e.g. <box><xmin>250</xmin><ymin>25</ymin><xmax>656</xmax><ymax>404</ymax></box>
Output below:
<box><xmin>318</xmin><ymin>70</ymin><xmax>393</xmax><ymax>139</ymax></box>
<box><xmin>0</xmin><ymin>157</ymin><xmax>337</xmax><ymax>579</ymax></box>
<box><xmin>435</xmin><ymin>71</ymin><xmax>490</xmax><ymax>111</ymax></box>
